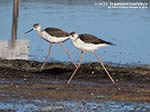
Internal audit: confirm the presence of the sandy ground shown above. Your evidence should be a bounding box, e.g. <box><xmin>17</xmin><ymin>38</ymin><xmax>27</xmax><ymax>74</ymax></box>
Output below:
<box><xmin>0</xmin><ymin>59</ymin><xmax>150</xmax><ymax>111</ymax></box>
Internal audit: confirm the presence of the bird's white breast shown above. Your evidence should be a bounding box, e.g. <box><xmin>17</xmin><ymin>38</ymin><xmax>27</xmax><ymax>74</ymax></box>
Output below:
<box><xmin>40</xmin><ymin>31</ymin><xmax>69</xmax><ymax>43</ymax></box>
<box><xmin>72</xmin><ymin>38</ymin><xmax>108</xmax><ymax>52</ymax></box>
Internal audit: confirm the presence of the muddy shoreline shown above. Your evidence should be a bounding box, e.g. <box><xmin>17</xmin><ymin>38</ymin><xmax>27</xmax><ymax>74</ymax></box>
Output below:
<box><xmin>0</xmin><ymin>59</ymin><xmax>150</xmax><ymax>82</ymax></box>
<box><xmin>0</xmin><ymin>59</ymin><xmax>150</xmax><ymax>111</ymax></box>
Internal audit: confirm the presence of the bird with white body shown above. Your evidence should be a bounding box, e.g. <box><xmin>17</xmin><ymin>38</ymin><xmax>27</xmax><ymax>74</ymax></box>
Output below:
<box><xmin>67</xmin><ymin>32</ymin><xmax>115</xmax><ymax>84</ymax></box>
<box><xmin>25</xmin><ymin>23</ymin><xmax>77</xmax><ymax>71</ymax></box>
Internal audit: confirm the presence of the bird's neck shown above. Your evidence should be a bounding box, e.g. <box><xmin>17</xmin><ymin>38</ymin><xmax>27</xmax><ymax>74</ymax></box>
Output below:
<box><xmin>36</xmin><ymin>28</ymin><xmax>42</xmax><ymax>36</ymax></box>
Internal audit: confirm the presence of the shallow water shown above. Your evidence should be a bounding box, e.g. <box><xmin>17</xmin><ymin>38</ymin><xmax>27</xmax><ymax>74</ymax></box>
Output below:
<box><xmin>0</xmin><ymin>0</ymin><xmax>150</xmax><ymax>64</ymax></box>
<box><xmin>0</xmin><ymin>99</ymin><xmax>150</xmax><ymax>112</ymax></box>
<box><xmin>0</xmin><ymin>77</ymin><xmax>150</xmax><ymax>112</ymax></box>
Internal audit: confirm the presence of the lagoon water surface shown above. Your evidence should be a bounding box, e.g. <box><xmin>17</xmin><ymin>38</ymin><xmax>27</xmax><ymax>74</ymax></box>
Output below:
<box><xmin>0</xmin><ymin>0</ymin><xmax>150</xmax><ymax>64</ymax></box>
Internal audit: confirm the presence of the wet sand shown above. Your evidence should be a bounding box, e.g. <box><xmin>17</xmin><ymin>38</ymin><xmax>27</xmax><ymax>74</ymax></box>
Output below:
<box><xmin>0</xmin><ymin>59</ymin><xmax>150</xmax><ymax>111</ymax></box>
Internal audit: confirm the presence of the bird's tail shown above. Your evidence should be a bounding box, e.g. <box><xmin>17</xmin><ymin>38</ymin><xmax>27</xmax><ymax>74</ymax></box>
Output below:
<box><xmin>105</xmin><ymin>41</ymin><xmax>117</xmax><ymax>46</ymax></box>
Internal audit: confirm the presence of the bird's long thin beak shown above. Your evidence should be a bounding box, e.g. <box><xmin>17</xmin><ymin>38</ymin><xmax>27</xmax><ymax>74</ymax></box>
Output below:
<box><xmin>24</xmin><ymin>29</ymin><xmax>33</xmax><ymax>34</ymax></box>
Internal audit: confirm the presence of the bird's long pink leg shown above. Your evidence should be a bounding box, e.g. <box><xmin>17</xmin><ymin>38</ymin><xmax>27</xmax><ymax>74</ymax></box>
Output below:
<box><xmin>93</xmin><ymin>51</ymin><xmax>115</xmax><ymax>84</ymax></box>
<box><xmin>40</xmin><ymin>44</ymin><xmax>52</xmax><ymax>72</ymax></box>
<box><xmin>67</xmin><ymin>51</ymin><xmax>83</xmax><ymax>84</ymax></box>
<box><xmin>59</xmin><ymin>43</ymin><xmax>77</xmax><ymax>68</ymax></box>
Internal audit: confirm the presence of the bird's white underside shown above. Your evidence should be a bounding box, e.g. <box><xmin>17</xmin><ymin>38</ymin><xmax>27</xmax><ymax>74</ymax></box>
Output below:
<box><xmin>72</xmin><ymin>38</ymin><xmax>109</xmax><ymax>52</ymax></box>
<box><xmin>39</xmin><ymin>31</ymin><xmax>69</xmax><ymax>43</ymax></box>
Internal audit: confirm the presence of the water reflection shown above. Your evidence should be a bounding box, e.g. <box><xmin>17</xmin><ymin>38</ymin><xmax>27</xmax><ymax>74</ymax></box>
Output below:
<box><xmin>0</xmin><ymin>0</ymin><xmax>150</xmax><ymax>64</ymax></box>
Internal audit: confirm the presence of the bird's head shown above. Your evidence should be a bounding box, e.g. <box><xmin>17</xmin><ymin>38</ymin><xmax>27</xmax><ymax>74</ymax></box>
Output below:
<box><xmin>24</xmin><ymin>23</ymin><xmax>41</xmax><ymax>34</ymax></box>
<box><xmin>33</xmin><ymin>23</ymin><xmax>41</xmax><ymax>31</ymax></box>
<box><xmin>69</xmin><ymin>32</ymin><xmax>79</xmax><ymax>40</ymax></box>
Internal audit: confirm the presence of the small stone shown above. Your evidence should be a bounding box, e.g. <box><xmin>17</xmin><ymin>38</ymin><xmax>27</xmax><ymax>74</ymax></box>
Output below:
<box><xmin>91</xmin><ymin>71</ymin><xmax>94</xmax><ymax>74</ymax></box>
<box><xmin>0</xmin><ymin>86</ymin><xmax>3</xmax><ymax>89</ymax></box>
<box><xmin>91</xmin><ymin>93</ymin><xmax>94</xmax><ymax>96</ymax></box>
<box><xmin>10</xmin><ymin>83</ymin><xmax>13</xmax><ymax>86</ymax></box>
<box><xmin>16</xmin><ymin>85</ymin><xmax>19</xmax><ymax>88</ymax></box>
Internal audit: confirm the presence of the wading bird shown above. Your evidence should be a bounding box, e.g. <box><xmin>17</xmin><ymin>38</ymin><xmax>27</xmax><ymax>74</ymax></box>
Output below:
<box><xmin>25</xmin><ymin>23</ymin><xmax>77</xmax><ymax>71</ymax></box>
<box><xmin>67</xmin><ymin>32</ymin><xmax>115</xmax><ymax>84</ymax></box>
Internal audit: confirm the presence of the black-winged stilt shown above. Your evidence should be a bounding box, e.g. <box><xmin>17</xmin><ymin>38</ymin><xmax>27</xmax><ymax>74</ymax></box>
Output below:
<box><xmin>67</xmin><ymin>32</ymin><xmax>115</xmax><ymax>84</ymax></box>
<box><xmin>25</xmin><ymin>23</ymin><xmax>77</xmax><ymax>71</ymax></box>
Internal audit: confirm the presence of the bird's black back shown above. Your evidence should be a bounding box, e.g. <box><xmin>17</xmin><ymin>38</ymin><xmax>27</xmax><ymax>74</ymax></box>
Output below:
<box><xmin>79</xmin><ymin>34</ymin><xmax>115</xmax><ymax>45</ymax></box>
<box><xmin>44</xmin><ymin>27</ymin><xmax>69</xmax><ymax>37</ymax></box>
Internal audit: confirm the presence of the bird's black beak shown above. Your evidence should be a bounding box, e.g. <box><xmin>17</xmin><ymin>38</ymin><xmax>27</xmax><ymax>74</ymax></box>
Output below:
<box><xmin>24</xmin><ymin>28</ymin><xmax>33</xmax><ymax>34</ymax></box>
